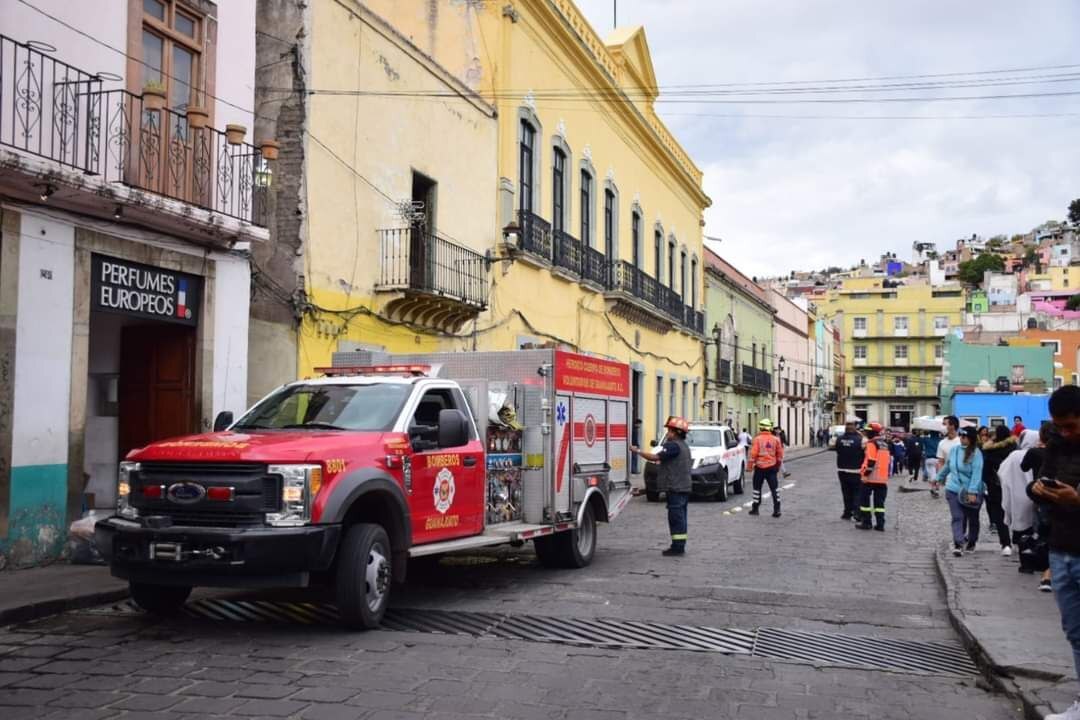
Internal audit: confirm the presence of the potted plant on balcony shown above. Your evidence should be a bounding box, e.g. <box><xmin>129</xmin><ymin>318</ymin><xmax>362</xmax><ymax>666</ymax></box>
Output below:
<box><xmin>141</xmin><ymin>80</ymin><xmax>167</xmax><ymax>111</ymax></box>
<box><xmin>186</xmin><ymin>105</ymin><xmax>209</xmax><ymax>128</ymax></box>
<box><xmin>225</xmin><ymin>124</ymin><xmax>247</xmax><ymax>145</ymax></box>
<box><xmin>258</xmin><ymin>139</ymin><xmax>280</xmax><ymax>160</ymax></box>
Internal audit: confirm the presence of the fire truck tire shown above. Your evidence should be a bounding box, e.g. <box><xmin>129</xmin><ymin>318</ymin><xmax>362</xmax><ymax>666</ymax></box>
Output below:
<box><xmin>559</xmin><ymin>502</ymin><xmax>597</xmax><ymax>568</ymax></box>
<box><xmin>733</xmin><ymin>463</ymin><xmax>746</xmax><ymax>495</ymax></box>
<box><xmin>645</xmin><ymin>490</ymin><xmax>660</xmax><ymax>502</ymax></box>
<box><xmin>129</xmin><ymin>582</ymin><xmax>191</xmax><ymax>614</ymax></box>
<box><xmin>336</xmin><ymin>523</ymin><xmax>392</xmax><ymax>630</ymax></box>
<box><xmin>533</xmin><ymin>535</ymin><xmax>562</xmax><ymax>568</ymax></box>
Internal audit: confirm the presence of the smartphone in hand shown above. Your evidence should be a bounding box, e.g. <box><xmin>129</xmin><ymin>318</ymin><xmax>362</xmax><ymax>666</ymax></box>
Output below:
<box><xmin>1040</xmin><ymin>477</ymin><xmax>1062</xmax><ymax>489</ymax></box>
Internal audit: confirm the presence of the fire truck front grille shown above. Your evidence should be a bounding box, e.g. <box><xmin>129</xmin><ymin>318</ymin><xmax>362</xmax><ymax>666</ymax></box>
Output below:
<box><xmin>161</xmin><ymin>510</ymin><xmax>267</xmax><ymax>527</ymax></box>
<box><xmin>132</xmin><ymin>462</ymin><xmax>281</xmax><ymax>523</ymax></box>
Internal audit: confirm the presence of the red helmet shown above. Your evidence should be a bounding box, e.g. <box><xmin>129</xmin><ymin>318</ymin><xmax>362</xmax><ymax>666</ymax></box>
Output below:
<box><xmin>867</xmin><ymin>422</ymin><xmax>884</xmax><ymax>433</ymax></box>
<box><xmin>664</xmin><ymin>416</ymin><xmax>690</xmax><ymax>433</ymax></box>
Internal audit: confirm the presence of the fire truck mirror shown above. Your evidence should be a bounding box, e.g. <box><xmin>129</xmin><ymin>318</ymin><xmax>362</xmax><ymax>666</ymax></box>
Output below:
<box><xmin>437</xmin><ymin>409</ymin><xmax>470</xmax><ymax>449</ymax></box>
<box><xmin>213</xmin><ymin>411</ymin><xmax>234</xmax><ymax>432</ymax></box>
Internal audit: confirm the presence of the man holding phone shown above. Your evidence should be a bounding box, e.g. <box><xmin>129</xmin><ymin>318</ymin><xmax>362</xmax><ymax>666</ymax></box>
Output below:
<box><xmin>1031</xmin><ymin>386</ymin><xmax>1080</xmax><ymax>720</ymax></box>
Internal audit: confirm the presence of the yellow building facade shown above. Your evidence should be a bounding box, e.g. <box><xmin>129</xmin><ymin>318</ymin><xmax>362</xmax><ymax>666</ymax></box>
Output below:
<box><xmin>820</xmin><ymin>279</ymin><xmax>965</xmax><ymax>429</ymax></box>
<box><xmin>318</xmin><ymin>0</ymin><xmax>712</xmax><ymax>443</ymax></box>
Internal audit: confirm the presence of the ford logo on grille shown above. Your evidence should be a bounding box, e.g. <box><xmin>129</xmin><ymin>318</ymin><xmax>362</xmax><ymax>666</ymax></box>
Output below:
<box><xmin>167</xmin><ymin>482</ymin><xmax>206</xmax><ymax>505</ymax></box>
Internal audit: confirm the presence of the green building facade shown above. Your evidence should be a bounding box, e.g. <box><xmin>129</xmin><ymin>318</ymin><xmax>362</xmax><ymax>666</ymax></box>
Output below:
<box><xmin>703</xmin><ymin>250</ymin><xmax>776</xmax><ymax>433</ymax></box>
<box><xmin>940</xmin><ymin>335</ymin><xmax>1054</xmax><ymax>412</ymax></box>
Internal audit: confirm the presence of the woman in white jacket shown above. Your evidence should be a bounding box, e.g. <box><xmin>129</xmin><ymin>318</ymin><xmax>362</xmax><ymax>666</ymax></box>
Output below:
<box><xmin>1000</xmin><ymin>428</ymin><xmax>1041</xmax><ymax>541</ymax></box>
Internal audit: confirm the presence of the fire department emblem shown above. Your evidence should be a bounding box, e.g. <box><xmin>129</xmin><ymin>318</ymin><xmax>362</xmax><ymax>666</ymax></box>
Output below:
<box><xmin>433</xmin><ymin>468</ymin><xmax>455</xmax><ymax>514</ymax></box>
<box><xmin>583</xmin><ymin>414</ymin><xmax>597</xmax><ymax>447</ymax></box>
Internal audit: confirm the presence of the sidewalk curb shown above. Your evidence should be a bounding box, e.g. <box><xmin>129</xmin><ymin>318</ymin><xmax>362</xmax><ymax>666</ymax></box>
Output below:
<box><xmin>0</xmin><ymin>587</ymin><xmax>129</xmax><ymax>627</ymax></box>
<box><xmin>933</xmin><ymin>543</ymin><xmax>1056</xmax><ymax>720</ymax></box>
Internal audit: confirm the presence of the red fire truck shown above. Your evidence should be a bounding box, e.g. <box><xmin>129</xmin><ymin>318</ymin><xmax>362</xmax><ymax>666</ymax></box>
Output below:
<box><xmin>96</xmin><ymin>349</ymin><xmax>633</xmax><ymax>628</ymax></box>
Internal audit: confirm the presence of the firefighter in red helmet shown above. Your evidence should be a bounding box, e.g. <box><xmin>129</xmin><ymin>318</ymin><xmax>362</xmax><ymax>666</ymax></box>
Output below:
<box><xmin>632</xmin><ymin>416</ymin><xmax>692</xmax><ymax>556</ymax></box>
<box><xmin>858</xmin><ymin>422</ymin><xmax>891</xmax><ymax>531</ymax></box>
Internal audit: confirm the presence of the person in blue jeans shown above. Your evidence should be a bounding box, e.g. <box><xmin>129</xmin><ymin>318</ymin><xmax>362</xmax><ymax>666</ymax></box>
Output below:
<box><xmin>1030</xmin><ymin>386</ymin><xmax>1080</xmax><ymax>720</ymax></box>
<box><xmin>937</xmin><ymin>426</ymin><xmax>984</xmax><ymax>557</ymax></box>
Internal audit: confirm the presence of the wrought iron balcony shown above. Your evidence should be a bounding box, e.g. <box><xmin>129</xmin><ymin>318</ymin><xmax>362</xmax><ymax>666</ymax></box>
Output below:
<box><xmin>581</xmin><ymin>244</ymin><xmax>608</xmax><ymax>287</ymax></box>
<box><xmin>376</xmin><ymin>228</ymin><xmax>488</xmax><ymax>308</ymax></box>
<box><xmin>553</xmin><ymin>228</ymin><xmax>582</xmax><ymax>276</ymax></box>
<box><xmin>517</xmin><ymin>209</ymin><xmax>552</xmax><ymax>260</ymax></box>
<box><xmin>0</xmin><ymin>34</ymin><xmax>266</xmax><ymax>226</ymax></box>
<box><xmin>737</xmin><ymin>364</ymin><xmax>772</xmax><ymax>393</ymax></box>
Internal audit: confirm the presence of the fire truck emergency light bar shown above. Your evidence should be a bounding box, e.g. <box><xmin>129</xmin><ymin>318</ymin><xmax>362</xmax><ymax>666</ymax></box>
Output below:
<box><xmin>315</xmin><ymin>364</ymin><xmax>437</xmax><ymax>377</ymax></box>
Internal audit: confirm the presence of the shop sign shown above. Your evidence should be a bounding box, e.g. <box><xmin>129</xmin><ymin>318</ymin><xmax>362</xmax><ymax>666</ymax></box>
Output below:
<box><xmin>91</xmin><ymin>254</ymin><xmax>202</xmax><ymax>326</ymax></box>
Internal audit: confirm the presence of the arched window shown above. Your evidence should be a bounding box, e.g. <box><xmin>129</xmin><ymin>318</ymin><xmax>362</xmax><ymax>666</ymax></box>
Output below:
<box><xmin>667</xmin><ymin>235</ymin><xmax>676</xmax><ymax>288</ymax></box>
<box><xmin>580</xmin><ymin>168</ymin><xmax>593</xmax><ymax>245</ymax></box>
<box><xmin>690</xmin><ymin>254</ymin><xmax>698</xmax><ymax>309</ymax></box>
<box><xmin>519</xmin><ymin>119</ymin><xmax>536</xmax><ymax>214</ymax></box>
<box><xmin>653</xmin><ymin>223</ymin><xmax>664</xmax><ymax>280</ymax></box>
<box><xmin>680</xmin><ymin>246</ymin><xmax>688</xmax><ymax>302</ymax></box>
<box><xmin>552</xmin><ymin>147</ymin><xmax>566</xmax><ymax>233</ymax></box>
<box><xmin>631</xmin><ymin>204</ymin><xmax>643</xmax><ymax>269</ymax></box>
<box><xmin>603</xmin><ymin>189</ymin><xmax>615</xmax><ymax>258</ymax></box>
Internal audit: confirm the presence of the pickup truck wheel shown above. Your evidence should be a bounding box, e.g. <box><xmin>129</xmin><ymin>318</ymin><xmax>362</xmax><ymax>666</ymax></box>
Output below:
<box><xmin>715</xmin><ymin>469</ymin><xmax>729</xmax><ymax>502</ymax></box>
<box><xmin>130</xmin><ymin>582</ymin><xmax>191</xmax><ymax>614</ymax></box>
<box><xmin>645</xmin><ymin>490</ymin><xmax>660</xmax><ymax>502</ymax></box>
<box><xmin>733</xmin><ymin>463</ymin><xmax>746</xmax><ymax>495</ymax></box>
<box><xmin>336</xmin><ymin>523</ymin><xmax>392</xmax><ymax>630</ymax></box>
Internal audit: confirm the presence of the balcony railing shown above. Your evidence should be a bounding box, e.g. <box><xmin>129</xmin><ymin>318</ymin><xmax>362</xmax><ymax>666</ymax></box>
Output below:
<box><xmin>718</xmin><ymin>358</ymin><xmax>732</xmax><ymax>384</ymax></box>
<box><xmin>0</xmin><ymin>35</ymin><xmax>266</xmax><ymax>226</ymax></box>
<box><xmin>377</xmin><ymin>228</ymin><xmax>488</xmax><ymax>308</ymax></box>
<box><xmin>553</xmin><ymin>228</ymin><xmax>582</xmax><ymax>275</ymax></box>
<box><xmin>515</xmin><ymin>218</ymin><xmax>703</xmax><ymax>334</ymax></box>
<box><xmin>581</xmin><ymin>244</ymin><xmax>608</xmax><ymax>287</ymax></box>
<box><xmin>518</xmin><ymin>209</ymin><xmax>552</xmax><ymax>259</ymax></box>
<box><xmin>738</xmin><ymin>364</ymin><xmax>772</xmax><ymax>393</ymax></box>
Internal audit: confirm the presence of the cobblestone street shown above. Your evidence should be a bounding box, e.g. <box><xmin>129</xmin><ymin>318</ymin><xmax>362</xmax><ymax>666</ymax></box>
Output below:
<box><xmin>0</xmin><ymin>452</ymin><xmax>1023</xmax><ymax>719</ymax></box>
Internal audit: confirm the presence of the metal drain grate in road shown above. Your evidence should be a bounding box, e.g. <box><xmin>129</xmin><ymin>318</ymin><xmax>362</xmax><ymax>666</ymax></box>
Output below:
<box><xmin>82</xmin><ymin>600</ymin><xmax>976</xmax><ymax>676</ymax></box>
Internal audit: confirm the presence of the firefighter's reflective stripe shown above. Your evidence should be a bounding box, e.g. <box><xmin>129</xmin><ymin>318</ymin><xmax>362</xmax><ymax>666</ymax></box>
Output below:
<box><xmin>671</xmin><ymin>533</ymin><xmax>688</xmax><ymax>540</ymax></box>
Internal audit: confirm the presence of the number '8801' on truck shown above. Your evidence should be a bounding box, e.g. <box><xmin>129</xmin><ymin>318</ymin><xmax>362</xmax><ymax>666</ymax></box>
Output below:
<box><xmin>95</xmin><ymin>349</ymin><xmax>634</xmax><ymax>628</ymax></box>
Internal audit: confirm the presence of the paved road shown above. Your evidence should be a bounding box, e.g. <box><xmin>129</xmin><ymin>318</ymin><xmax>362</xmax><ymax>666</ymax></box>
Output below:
<box><xmin>0</xmin><ymin>452</ymin><xmax>1022</xmax><ymax>719</ymax></box>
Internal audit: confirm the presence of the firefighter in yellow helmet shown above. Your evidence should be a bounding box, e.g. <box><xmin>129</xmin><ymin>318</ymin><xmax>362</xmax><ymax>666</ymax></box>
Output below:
<box><xmin>632</xmin><ymin>416</ymin><xmax>692</xmax><ymax>556</ymax></box>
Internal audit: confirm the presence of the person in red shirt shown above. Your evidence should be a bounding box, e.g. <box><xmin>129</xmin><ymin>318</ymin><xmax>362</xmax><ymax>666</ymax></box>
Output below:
<box><xmin>749</xmin><ymin>418</ymin><xmax>784</xmax><ymax>517</ymax></box>
<box><xmin>1012</xmin><ymin>416</ymin><xmax>1026</xmax><ymax>438</ymax></box>
<box><xmin>858</xmin><ymin>422</ymin><xmax>891</xmax><ymax>531</ymax></box>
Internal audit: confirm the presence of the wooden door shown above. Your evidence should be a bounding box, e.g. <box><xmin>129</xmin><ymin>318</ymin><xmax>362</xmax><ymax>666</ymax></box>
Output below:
<box><xmin>118</xmin><ymin>324</ymin><xmax>196</xmax><ymax>460</ymax></box>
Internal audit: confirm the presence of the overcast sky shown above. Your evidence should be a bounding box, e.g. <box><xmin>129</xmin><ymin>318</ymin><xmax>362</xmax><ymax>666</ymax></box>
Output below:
<box><xmin>574</xmin><ymin>0</ymin><xmax>1080</xmax><ymax>279</ymax></box>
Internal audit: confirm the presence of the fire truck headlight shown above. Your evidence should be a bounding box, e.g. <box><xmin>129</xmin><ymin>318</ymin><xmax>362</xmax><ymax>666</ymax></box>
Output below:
<box><xmin>117</xmin><ymin>462</ymin><xmax>140</xmax><ymax>519</ymax></box>
<box><xmin>266</xmin><ymin>464</ymin><xmax>321</xmax><ymax>527</ymax></box>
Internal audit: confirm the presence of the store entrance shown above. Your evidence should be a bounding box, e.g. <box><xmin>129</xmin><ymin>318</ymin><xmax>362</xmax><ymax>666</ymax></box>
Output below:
<box><xmin>118</xmin><ymin>323</ymin><xmax>196</xmax><ymax>459</ymax></box>
<box><xmin>84</xmin><ymin>313</ymin><xmax>197</xmax><ymax>509</ymax></box>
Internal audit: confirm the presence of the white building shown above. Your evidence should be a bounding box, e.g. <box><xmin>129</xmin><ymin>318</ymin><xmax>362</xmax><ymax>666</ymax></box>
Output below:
<box><xmin>0</xmin><ymin>1</ymin><xmax>265</xmax><ymax>567</ymax></box>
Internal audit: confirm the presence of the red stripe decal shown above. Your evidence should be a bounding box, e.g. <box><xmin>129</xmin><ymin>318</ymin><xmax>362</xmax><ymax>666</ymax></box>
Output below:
<box><xmin>556</xmin><ymin>422</ymin><xmax>571</xmax><ymax>493</ymax></box>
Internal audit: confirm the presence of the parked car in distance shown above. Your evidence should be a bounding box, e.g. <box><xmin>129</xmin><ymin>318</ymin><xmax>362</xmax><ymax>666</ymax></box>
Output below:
<box><xmin>643</xmin><ymin>423</ymin><xmax>746</xmax><ymax>502</ymax></box>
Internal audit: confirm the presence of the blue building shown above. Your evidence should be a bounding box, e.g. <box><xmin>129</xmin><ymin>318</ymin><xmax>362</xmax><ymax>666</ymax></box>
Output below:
<box><xmin>951</xmin><ymin>392</ymin><xmax>1050</xmax><ymax>429</ymax></box>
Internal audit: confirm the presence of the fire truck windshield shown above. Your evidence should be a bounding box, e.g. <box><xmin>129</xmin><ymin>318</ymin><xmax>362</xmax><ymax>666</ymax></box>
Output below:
<box><xmin>233</xmin><ymin>383</ymin><xmax>412</xmax><ymax>432</ymax></box>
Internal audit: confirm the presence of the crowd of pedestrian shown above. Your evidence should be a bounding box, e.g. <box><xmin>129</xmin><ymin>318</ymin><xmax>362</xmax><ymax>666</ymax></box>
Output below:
<box><xmin>829</xmin><ymin>388</ymin><xmax>1080</xmax><ymax>720</ymax></box>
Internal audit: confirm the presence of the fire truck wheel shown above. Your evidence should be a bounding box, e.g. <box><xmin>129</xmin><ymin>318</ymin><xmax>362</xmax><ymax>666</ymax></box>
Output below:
<box><xmin>561</xmin><ymin>502</ymin><xmax>597</xmax><ymax>568</ymax></box>
<box><xmin>533</xmin><ymin>535</ymin><xmax>562</xmax><ymax>568</ymax></box>
<box><xmin>733</xmin><ymin>463</ymin><xmax>746</xmax><ymax>495</ymax></box>
<box><xmin>129</xmin><ymin>582</ymin><xmax>191</xmax><ymax>614</ymax></box>
<box><xmin>645</xmin><ymin>490</ymin><xmax>661</xmax><ymax>502</ymax></box>
<box><xmin>336</xmin><ymin>523</ymin><xmax>392</xmax><ymax>629</ymax></box>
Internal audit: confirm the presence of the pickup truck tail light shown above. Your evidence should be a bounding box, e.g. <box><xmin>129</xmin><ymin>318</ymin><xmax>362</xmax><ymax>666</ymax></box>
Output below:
<box><xmin>266</xmin><ymin>465</ymin><xmax>322</xmax><ymax>527</ymax></box>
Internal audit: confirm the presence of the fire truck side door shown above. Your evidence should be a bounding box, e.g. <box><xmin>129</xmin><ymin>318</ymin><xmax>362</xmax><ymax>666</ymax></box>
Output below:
<box><xmin>406</xmin><ymin>387</ymin><xmax>485</xmax><ymax>544</ymax></box>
